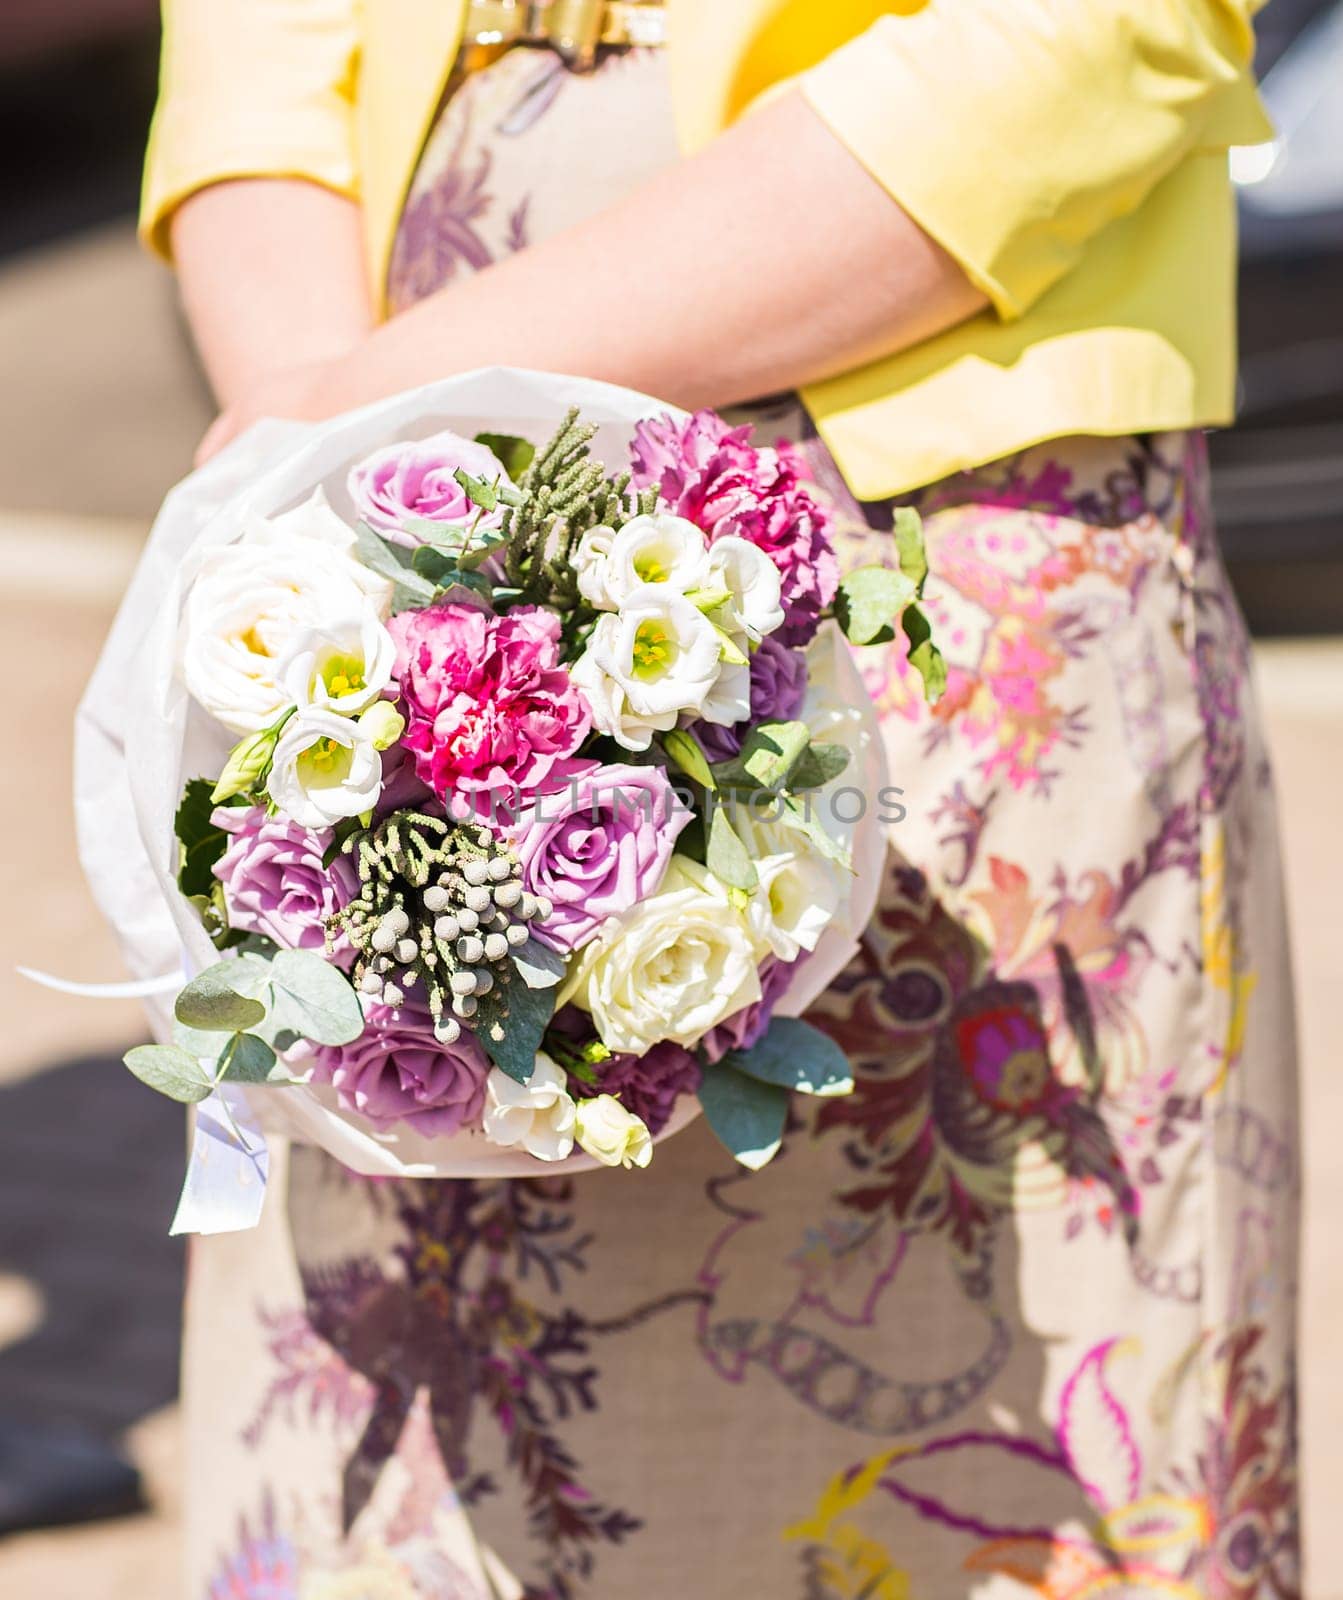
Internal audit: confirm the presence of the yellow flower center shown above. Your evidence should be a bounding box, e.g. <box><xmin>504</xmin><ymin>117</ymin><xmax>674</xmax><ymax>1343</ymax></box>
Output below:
<box><xmin>319</xmin><ymin>650</ymin><xmax>366</xmax><ymax>700</ymax></box>
<box><xmin>631</xmin><ymin>620</ymin><xmax>675</xmax><ymax>679</ymax></box>
<box><xmin>634</xmin><ymin>552</ymin><xmax>669</xmax><ymax>583</ymax></box>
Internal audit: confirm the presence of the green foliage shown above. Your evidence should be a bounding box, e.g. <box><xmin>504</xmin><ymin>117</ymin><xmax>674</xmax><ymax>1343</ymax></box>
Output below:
<box><xmin>175</xmin><ymin>778</ymin><xmax>231</xmax><ymax>900</ymax></box>
<box><xmin>661</xmin><ymin>727</ymin><xmax>717</xmax><ymax>791</ymax></box>
<box><xmin>266</xmin><ymin>949</ymin><xmax>365</xmax><ymax>1046</ymax></box>
<box><xmin>174</xmin><ymin>962</ymin><xmax>267</xmax><ymax>1033</ymax></box>
<box><xmin>470</xmin><ymin>960</ymin><xmax>556</xmax><ymax>1084</ymax></box>
<box><xmin>124</xmin><ymin>1044</ymin><xmax>215</xmax><ymax>1104</ymax></box>
<box><xmin>723</xmin><ymin>1016</ymin><xmax>853</xmax><ymax>1097</ymax></box>
<box><xmin>475</xmin><ymin>431</ymin><xmax>537</xmax><ymax>480</ymax></box>
<box><xmin>903</xmin><ymin>602</ymin><xmax>947</xmax><ymax>704</ymax></box>
<box><xmin>705</xmin><ymin>805</ymin><xmax>758</xmax><ymax>891</ymax></box>
<box><xmin>697</xmin><ymin>1058</ymin><xmax>789</xmax><ymax>1170</ymax></box>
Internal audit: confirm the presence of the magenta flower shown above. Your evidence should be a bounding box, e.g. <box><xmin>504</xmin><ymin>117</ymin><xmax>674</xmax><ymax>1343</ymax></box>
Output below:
<box><xmin>508</xmin><ymin>761</ymin><xmax>691</xmax><ymax>953</ymax></box>
<box><xmin>211</xmin><ymin>806</ymin><xmax>358</xmax><ymax>960</ymax></box>
<box><xmin>630</xmin><ymin>411</ymin><xmax>839</xmax><ymax>647</ymax></box>
<box><xmin>309</xmin><ymin>1000</ymin><xmax>489</xmax><ymax>1136</ymax></box>
<box><xmin>390</xmin><ymin>602</ymin><xmax>591</xmax><ymax>803</ymax></box>
<box><xmin>577</xmin><ymin>1041</ymin><xmax>702</xmax><ymax>1135</ymax></box>
<box><xmin>347</xmin><ymin>429</ymin><xmax>510</xmax><ymax>547</ymax></box>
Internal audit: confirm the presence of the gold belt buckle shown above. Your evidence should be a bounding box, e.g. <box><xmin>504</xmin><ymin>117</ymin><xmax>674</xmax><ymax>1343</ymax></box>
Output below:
<box><xmin>464</xmin><ymin>0</ymin><xmax>665</xmax><ymax>70</ymax></box>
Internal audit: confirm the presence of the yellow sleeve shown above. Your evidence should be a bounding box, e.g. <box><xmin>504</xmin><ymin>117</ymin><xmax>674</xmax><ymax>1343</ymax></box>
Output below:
<box><xmin>139</xmin><ymin>0</ymin><xmax>362</xmax><ymax>263</ymax></box>
<box><xmin>800</xmin><ymin>0</ymin><xmax>1271</xmax><ymax>319</ymax></box>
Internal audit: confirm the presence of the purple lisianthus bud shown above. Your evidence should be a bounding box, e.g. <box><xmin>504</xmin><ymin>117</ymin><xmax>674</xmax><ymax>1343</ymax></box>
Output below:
<box><xmin>508</xmin><ymin>761</ymin><xmax>691</xmax><ymax>953</ymax></box>
<box><xmin>211</xmin><ymin>805</ymin><xmax>358</xmax><ymax>959</ymax></box>
<box><xmin>347</xmin><ymin>429</ymin><xmax>511</xmax><ymax>548</ymax></box>
<box><xmin>691</xmin><ymin>635</ymin><xmax>808</xmax><ymax>763</ymax></box>
<box><xmin>308</xmin><ymin>1000</ymin><xmax>489</xmax><ymax>1136</ymax></box>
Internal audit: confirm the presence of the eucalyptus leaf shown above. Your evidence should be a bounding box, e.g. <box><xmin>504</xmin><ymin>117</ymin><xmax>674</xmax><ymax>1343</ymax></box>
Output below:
<box><xmin>725</xmin><ymin>1016</ymin><xmax>854</xmax><ymax>1097</ymax></box>
<box><xmin>661</xmin><ymin>728</ymin><xmax>716</xmax><ymax>791</ymax></box>
<box><xmin>711</xmin><ymin>720</ymin><xmax>811</xmax><ymax>794</ymax></box>
<box><xmin>471</xmin><ymin>963</ymin><xmax>555</xmax><ymax>1084</ymax></box>
<box><xmin>835</xmin><ymin>564</ymin><xmax>916</xmax><ymax>647</ymax></box>
<box><xmin>513</xmin><ymin>938</ymin><xmax>566</xmax><ymax>991</ymax></box>
<box><xmin>174</xmin><ymin>963</ymin><xmax>268</xmax><ymax>1034</ymax></box>
<box><xmin>904</xmin><ymin>602</ymin><xmax>948</xmax><ymax>704</ymax></box>
<box><xmin>705</xmin><ymin>805</ymin><xmax>758</xmax><ymax>891</ymax></box>
<box><xmin>215</xmin><ymin>1031</ymin><xmax>295</xmax><ymax>1086</ymax></box>
<box><xmin>353</xmin><ymin>522</ymin><xmax>437</xmax><ymax>610</ymax></box>
<box><xmin>476</xmin><ymin>431</ymin><xmax>537</xmax><ymax>479</ymax></box>
<box><xmin>788</xmin><ymin>742</ymin><xmax>851</xmax><ymax>791</ymax></box>
<box><xmin>267</xmin><ymin>949</ymin><xmax>365</xmax><ymax>1046</ymax></box>
<box><xmin>892</xmin><ymin>506</ymin><xmax>930</xmax><ymax>592</ymax></box>
<box><xmin>697</xmin><ymin>1059</ymin><xmax>789</xmax><ymax>1170</ymax></box>
<box><xmin>124</xmin><ymin>1043</ymin><xmax>215</xmax><ymax>1104</ymax></box>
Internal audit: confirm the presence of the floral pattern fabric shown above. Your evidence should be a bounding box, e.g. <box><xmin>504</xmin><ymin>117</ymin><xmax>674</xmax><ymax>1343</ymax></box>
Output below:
<box><xmin>184</xmin><ymin>42</ymin><xmax>1300</xmax><ymax>1600</ymax></box>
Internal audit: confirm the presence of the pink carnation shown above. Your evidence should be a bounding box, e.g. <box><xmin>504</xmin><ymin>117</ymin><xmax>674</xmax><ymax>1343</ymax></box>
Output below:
<box><xmin>630</xmin><ymin>411</ymin><xmax>839</xmax><ymax>647</ymax></box>
<box><xmin>390</xmin><ymin>602</ymin><xmax>591</xmax><ymax>803</ymax></box>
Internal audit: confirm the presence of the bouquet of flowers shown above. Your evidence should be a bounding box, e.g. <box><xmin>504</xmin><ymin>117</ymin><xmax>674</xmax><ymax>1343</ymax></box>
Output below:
<box><xmin>76</xmin><ymin>371</ymin><xmax>938</xmax><ymax>1212</ymax></box>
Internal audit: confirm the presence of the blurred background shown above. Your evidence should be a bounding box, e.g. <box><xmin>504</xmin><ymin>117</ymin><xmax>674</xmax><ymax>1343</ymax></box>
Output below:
<box><xmin>0</xmin><ymin>1</ymin><xmax>1339</xmax><ymax>1594</ymax></box>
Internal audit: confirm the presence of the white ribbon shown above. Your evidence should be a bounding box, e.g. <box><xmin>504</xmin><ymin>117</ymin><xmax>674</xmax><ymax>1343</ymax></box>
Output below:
<box><xmin>16</xmin><ymin>965</ymin><xmax>186</xmax><ymax>999</ymax></box>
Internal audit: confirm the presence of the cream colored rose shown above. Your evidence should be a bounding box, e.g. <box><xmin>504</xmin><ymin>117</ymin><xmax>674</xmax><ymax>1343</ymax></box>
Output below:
<box><xmin>574</xmin><ymin>1094</ymin><xmax>653</xmax><ymax>1169</ymax></box>
<box><xmin>482</xmin><ymin>1053</ymin><xmax>577</xmax><ymax>1162</ymax></box>
<box><xmin>182</xmin><ymin>491</ymin><xmax>392</xmax><ymax>734</ymax></box>
<box><xmin>561</xmin><ymin>855</ymin><xmax>767</xmax><ymax>1054</ymax></box>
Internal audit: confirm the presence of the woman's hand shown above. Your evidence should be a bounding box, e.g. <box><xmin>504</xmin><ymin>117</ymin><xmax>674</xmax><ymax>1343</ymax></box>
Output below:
<box><xmin>194</xmin><ymin>357</ymin><xmax>345</xmax><ymax>465</ymax></box>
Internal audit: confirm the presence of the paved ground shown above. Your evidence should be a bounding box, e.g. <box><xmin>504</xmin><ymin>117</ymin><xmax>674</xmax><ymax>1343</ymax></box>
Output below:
<box><xmin>1</xmin><ymin>223</ymin><xmax>1341</xmax><ymax>1597</ymax></box>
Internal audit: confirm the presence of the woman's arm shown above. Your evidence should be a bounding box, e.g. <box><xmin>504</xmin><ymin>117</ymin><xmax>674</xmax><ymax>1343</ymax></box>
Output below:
<box><xmin>201</xmin><ymin>90</ymin><xmax>986</xmax><ymax>453</ymax></box>
<box><xmin>172</xmin><ymin>179</ymin><xmax>374</xmax><ymax>406</ymax></box>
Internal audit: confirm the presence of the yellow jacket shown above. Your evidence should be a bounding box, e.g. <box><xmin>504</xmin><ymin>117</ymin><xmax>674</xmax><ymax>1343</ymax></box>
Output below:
<box><xmin>141</xmin><ymin>0</ymin><xmax>1272</xmax><ymax>499</ymax></box>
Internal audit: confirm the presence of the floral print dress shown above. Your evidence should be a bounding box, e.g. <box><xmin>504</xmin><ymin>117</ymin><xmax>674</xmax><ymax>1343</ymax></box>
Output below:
<box><xmin>186</xmin><ymin>42</ymin><xmax>1301</xmax><ymax>1600</ymax></box>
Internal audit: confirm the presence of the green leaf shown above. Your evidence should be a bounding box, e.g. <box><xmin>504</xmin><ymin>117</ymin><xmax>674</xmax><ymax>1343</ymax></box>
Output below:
<box><xmin>174</xmin><ymin>963</ymin><xmax>268</xmax><ymax>1033</ymax></box>
<box><xmin>453</xmin><ymin>468</ymin><xmax>500</xmax><ymax>511</ymax></box>
<box><xmin>124</xmin><ymin>1043</ymin><xmax>215</xmax><ymax>1104</ymax></box>
<box><xmin>513</xmin><ymin>938</ymin><xmax>566</xmax><ymax>991</ymax></box>
<box><xmin>903</xmin><ymin>602</ymin><xmax>948</xmax><ymax>704</ymax></box>
<box><xmin>697</xmin><ymin>1058</ymin><xmax>789</xmax><ymax>1170</ymax></box>
<box><xmin>470</xmin><ymin>963</ymin><xmax>556</xmax><ymax>1084</ymax></box>
<box><xmin>175</xmin><ymin>777</ymin><xmax>231</xmax><ymax>900</ymax></box>
<box><xmin>661</xmin><ymin>728</ymin><xmax>717</xmax><ymax>791</ymax></box>
<box><xmin>724</xmin><ymin>1016</ymin><xmax>853</xmax><ymax>1097</ymax></box>
<box><xmin>705</xmin><ymin>804</ymin><xmax>758</xmax><ymax>891</ymax></box>
<box><xmin>787</xmin><ymin>742</ymin><xmax>850</xmax><ymax>791</ymax></box>
<box><xmin>410</xmin><ymin>544</ymin><xmax>460</xmax><ymax>585</ymax></box>
<box><xmin>712</xmin><ymin>625</ymin><xmax>748</xmax><ymax>667</ymax></box>
<box><xmin>711</xmin><ymin>720</ymin><xmax>812</xmax><ymax>794</ymax></box>
<box><xmin>353</xmin><ymin>522</ymin><xmax>438</xmax><ymax>611</ymax></box>
<box><xmin>835</xmin><ymin>564</ymin><xmax>917</xmax><ymax>646</ymax></box>
<box><xmin>892</xmin><ymin>505</ymin><xmax>930</xmax><ymax>594</ymax></box>
<box><xmin>475</xmin><ymin>431</ymin><xmax>536</xmax><ymax>480</ymax></box>
<box><xmin>214</xmin><ymin>1031</ymin><xmax>294</xmax><ymax>1086</ymax></box>
<box><xmin>777</xmin><ymin>795</ymin><xmax>853</xmax><ymax>869</ymax></box>
<box><xmin>267</xmin><ymin>949</ymin><xmax>365</xmax><ymax>1046</ymax></box>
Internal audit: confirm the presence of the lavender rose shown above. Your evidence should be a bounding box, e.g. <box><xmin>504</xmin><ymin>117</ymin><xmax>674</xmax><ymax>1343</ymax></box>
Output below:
<box><xmin>347</xmin><ymin>429</ymin><xmax>511</xmax><ymax>547</ymax></box>
<box><xmin>691</xmin><ymin>635</ymin><xmax>808</xmax><ymax>763</ymax></box>
<box><xmin>212</xmin><ymin>805</ymin><xmax>358</xmax><ymax>958</ymax></box>
<box><xmin>509</xmin><ymin>761</ymin><xmax>691</xmax><ymax>952</ymax></box>
<box><xmin>308</xmin><ymin>1000</ymin><xmax>489</xmax><ymax>1136</ymax></box>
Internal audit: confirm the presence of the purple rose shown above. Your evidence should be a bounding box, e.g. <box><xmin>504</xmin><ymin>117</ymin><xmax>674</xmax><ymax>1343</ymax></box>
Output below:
<box><xmin>509</xmin><ymin>761</ymin><xmax>691</xmax><ymax>953</ymax></box>
<box><xmin>701</xmin><ymin>955</ymin><xmax>798</xmax><ymax>1063</ymax></box>
<box><xmin>309</xmin><ymin>1000</ymin><xmax>489</xmax><ymax>1136</ymax></box>
<box><xmin>630</xmin><ymin>410</ymin><xmax>839</xmax><ymax>647</ymax></box>
<box><xmin>692</xmin><ymin>635</ymin><xmax>808</xmax><ymax>763</ymax></box>
<box><xmin>347</xmin><ymin>429</ymin><xmax>512</xmax><ymax>547</ymax></box>
<box><xmin>212</xmin><ymin>806</ymin><xmax>358</xmax><ymax>959</ymax></box>
<box><xmin>576</xmin><ymin>1041</ymin><xmax>701</xmax><ymax>1135</ymax></box>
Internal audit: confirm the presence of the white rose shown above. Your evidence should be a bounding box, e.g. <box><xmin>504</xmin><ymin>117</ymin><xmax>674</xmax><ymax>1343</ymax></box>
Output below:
<box><xmin>267</xmin><ymin>707</ymin><xmax>383</xmax><ymax>828</ymax></box>
<box><xmin>573</xmin><ymin>1095</ymin><xmax>653</xmax><ymax>1170</ymax></box>
<box><xmin>482</xmin><ymin>1054</ymin><xmax>577</xmax><ymax>1162</ymax></box>
<box><xmin>733</xmin><ymin>803</ymin><xmax>848</xmax><ymax>961</ymax></box>
<box><xmin>280</xmin><ymin>609</ymin><xmax>397</xmax><ymax>717</ymax></box>
<box><xmin>570</xmin><ymin>584</ymin><xmax>724</xmax><ymax>750</ymax></box>
<box><xmin>706</xmin><ymin>535</ymin><xmax>785</xmax><ymax>643</ymax></box>
<box><xmin>183</xmin><ymin>491</ymin><xmax>392</xmax><ymax>734</ymax></box>
<box><xmin>561</xmin><ymin>856</ymin><xmax>768</xmax><ymax>1054</ymax></box>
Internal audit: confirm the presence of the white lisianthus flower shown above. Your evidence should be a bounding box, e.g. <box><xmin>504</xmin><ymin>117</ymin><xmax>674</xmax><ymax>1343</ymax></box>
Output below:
<box><xmin>482</xmin><ymin>1054</ymin><xmax>577</xmax><ymax>1161</ymax></box>
<box><xmin>697</xmin><ymin>657</ymin><xmax>751</xmax><ymax>728</ymax></box>
<box><xmin>571</xmin><ymin>525</ymin><xmax>617</xmax><ymax>608</ymax></box>
<box><xmin>706</xmin><ymin>535</ymin><xmax>785</xmax><ymax>643</ymax></box>
<box><xmin>744</xmin><ymin>845</ymin><xmax>843</xmax><ymax>961</ymax></box>
<box><xmin>570</xmin><ymin>584</ymin><xmax>724</xmax><ymax>750</ymax></box>
<box><xmin>280</xmin><ymin>610</ymin><xmax>397</xmax><ymax>717</ymax></box>
<box><xmin>573</xmin><ymin>1095</ymin><xmax>653</xmax><ymax>1170</ymax></box>
<box><xmin>182</xmin><ymin>491</ymin><xmax>392</xmax><ymax>734</ymax></box>
<box><xmin>267</xmin><ymin>706</ymin><xmax>383</xmax><ymax>828</ymax></box>
<box><xmin>560</xmin><ymin>856</ymin><xmax>768</xmax><ymax>1054</ymax></box>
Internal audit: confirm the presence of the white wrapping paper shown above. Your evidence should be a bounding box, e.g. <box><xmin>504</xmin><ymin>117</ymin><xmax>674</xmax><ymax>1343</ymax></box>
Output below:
<box><xmin>75</xmin><ymin>368</ymin><xmax>887</xmax><ymax>1189</ymax></box>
